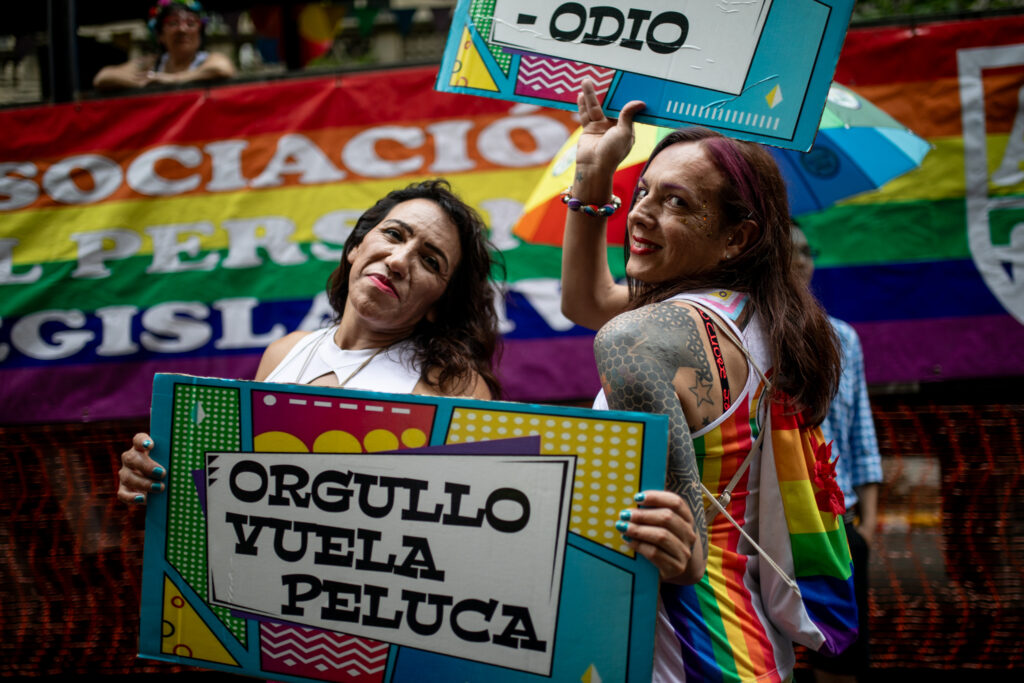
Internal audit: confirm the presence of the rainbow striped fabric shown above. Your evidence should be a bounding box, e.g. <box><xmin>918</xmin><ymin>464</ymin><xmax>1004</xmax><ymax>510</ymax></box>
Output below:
<box><xmin>0</xmin><ymin>68</ymin><xmax>588</xmax><ymax>422</ymax></box>
<box><xmin>656</xmin><ymin>291</ymin><xmax>856</xmax><ymax>682</ymax></box>
<box><xmin>762</xmin><ymin>402</ymin><xmax>858</xmax><ymax>656</ymax></box>
<box><xmin>803</xmin><ymin>15</ymin><xmax>1024</xmax><ymax>384</ymax></box>
<box><xmin>665</xmin><ymin>379</ymin><xmax>784</xmax><ymax>683</ymax></box>
<box><xmin>2</xmin><ymin>16</ymin><xmax>1020</xmax><ymax>425</ymax></box>
<box><xmin>661</xmin><ymin>396</ymin><xmax>857</xmax><ymax>683</ymax></box>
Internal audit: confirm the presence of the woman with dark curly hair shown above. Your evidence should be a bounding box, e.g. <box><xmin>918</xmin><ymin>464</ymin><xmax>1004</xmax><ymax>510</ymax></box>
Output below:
<box><xmin>118</xmin><ymin>179</ymin><xmax>502</xmax><ymax>504</ymax></box>
<box><xmin>258</xmin><ymin>179</ymin><xmax>502</xmax><ymax>397</ymax></box>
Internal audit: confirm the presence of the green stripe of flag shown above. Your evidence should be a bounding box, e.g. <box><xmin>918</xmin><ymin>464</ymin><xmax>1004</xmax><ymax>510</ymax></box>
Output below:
<box><xmin>695</xmin><ymin>576</ymin><xmax>740</xmax><ymax>682</ymax></box>
<box><xmin>790</xmin><ymin>527</ymin><xmax>853</xmax><ymax>580</ymax></box>
<box><xmin>1</xmin><ymin>243</ymin><xmax>625</xmax><ymax>318</ymax></box>
<box><xmin>0</xmin><ymin>255</ymin><xmax>336</xmax><ymax>318</ymax></box>
<box><xmin>799</xmin><ymin>199</ymin><xmax>971</xmax><ymax>267</ymax></box>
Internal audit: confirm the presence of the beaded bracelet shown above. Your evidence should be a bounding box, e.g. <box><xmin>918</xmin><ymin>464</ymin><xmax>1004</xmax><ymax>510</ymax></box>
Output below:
<box><xmin>560</xmin><ymin>187</ymin><xmax>622</xmax><ymax>217</ymax></box>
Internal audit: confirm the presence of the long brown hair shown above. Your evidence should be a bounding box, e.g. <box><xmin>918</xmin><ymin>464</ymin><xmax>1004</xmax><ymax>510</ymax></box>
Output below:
<box><xmin>327</xmin><ymin>180</ymin><xmax>503</xmax><ymax>398</ymax></box>
<box><xmin>626</xmin><ymin>128</ymin><xmax>839</xmax><ymax>423</ymax></box>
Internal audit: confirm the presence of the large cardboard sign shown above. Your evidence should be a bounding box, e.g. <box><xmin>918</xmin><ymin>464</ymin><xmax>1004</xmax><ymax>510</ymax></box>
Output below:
<box><xmin>437</xmin><ymin>0</ymin><xmax>855</xmax><ymax>150</ymax></box>
<box><xmin>141</xmin><ymin>373</ymin><xmax>668</xmax><ymax>681</ymax></box>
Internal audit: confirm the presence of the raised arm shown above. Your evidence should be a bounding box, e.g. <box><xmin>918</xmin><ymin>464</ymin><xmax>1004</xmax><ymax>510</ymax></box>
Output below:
<box><xmin>93</xmin><ymin>58</ymin><xmax>154</xmax><ymax>90</ymax></box>
<box><xmin>560</xmin><ymin>80</ymin><xmax>645</xmax><ymax>330</ymax></box>
<box><xmin>595</xmin><ymin>302</ymin><xmax>709</xmax><ymax>583</ymax></box>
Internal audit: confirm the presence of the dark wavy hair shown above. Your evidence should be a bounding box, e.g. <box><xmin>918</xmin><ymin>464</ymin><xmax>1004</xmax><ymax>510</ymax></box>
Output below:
<box><xmin>625</xmin><ymin>127</ymin><xmax>839</xmax><ymax>424</ymax></box>
<box><xmin>327</xmin><ymin>179</ymin><xmax>503</xmax><ymax>398</ymax></box>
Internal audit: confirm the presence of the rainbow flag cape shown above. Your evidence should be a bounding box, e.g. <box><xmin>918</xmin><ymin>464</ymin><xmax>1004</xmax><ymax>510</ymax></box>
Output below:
<box><xmin>759</xmin><ymin>401</ymin><xmax>857</xmax><ymax>656</ymax></box>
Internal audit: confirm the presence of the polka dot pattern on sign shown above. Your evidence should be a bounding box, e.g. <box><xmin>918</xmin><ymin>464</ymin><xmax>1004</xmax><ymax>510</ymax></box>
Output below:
<box><xmin>469</xmin><ymin>0</ymin><xmax>512</xmax><ymax>73</ymax></box>
<box><xmin>167</xmin><ymin>384</ymin><xmax>247</xmax><ymax>645</ymax></box>
<box><xmin>448</xmin><ymin>408</ymin><xmax>644</xmax><ymax>556</ymax></box>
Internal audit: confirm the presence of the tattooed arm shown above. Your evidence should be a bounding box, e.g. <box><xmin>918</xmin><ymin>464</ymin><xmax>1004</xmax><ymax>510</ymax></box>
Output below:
<box><xmin>595</xmin><ymin>301</ymin><xmax>709</xmax><ymax>584</ymax></box>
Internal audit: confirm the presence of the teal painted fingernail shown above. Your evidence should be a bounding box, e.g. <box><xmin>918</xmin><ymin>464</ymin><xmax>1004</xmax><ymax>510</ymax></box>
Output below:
<box><xmin>152</xmin><ymin>466</ymin><xmax>165</xmax><ymax>478</ymax></box>
<box><xmin>634</xmin><ymin>492</ymin><xmax>646</xmax><ymax>502</ymax></box>
<box><xmin>619</xmin><ymin>510</ymin><xmax>631</xmax><ymax>521</ymax></box>
<box><xmin>621</xmin><ymin>534</ymin><xmax>632</xmax><ymax>543</ymax></box>
<box><xmin>134</xmin><ymin>495</ymin><xmax>145</xmax><ymax>504</ymax></box>
<box><xmin>615</xmin><ymin>520</ymin><xmax>629</xmax><ymax>532</ymax></box>
<box><xmin>142</xmin><ymin>439</ymin><xmax>153</xmax><ymax>448</ymax></box>
<box><xmin>151</xmin><ymin>482</ymin><xmax>163</xmax><ymax>492</ymax></box>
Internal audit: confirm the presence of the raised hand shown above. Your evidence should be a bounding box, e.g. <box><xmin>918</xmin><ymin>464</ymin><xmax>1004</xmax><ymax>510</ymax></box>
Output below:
<box><xmin>574</xmin><ymin>78</ymin><xmax>646</xmax><ymax>180</ymax></box>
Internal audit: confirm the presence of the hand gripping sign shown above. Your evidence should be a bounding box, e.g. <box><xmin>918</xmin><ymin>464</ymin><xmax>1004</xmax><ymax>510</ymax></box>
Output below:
<box><xmin>437</xmin><ymin>0</ymin><xmax>856</xmax><ymax>151</ymax></box>
<box><xmin>140</xmin><ymin>374</ymin><xmax>668</xmax><ymax>682</ymax></box>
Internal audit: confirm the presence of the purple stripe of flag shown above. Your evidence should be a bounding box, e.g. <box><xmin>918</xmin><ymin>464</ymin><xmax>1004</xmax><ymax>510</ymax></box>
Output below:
<box><xmin>856</xmin><ymin>315</ymin><xmax>1024</xmax><ymax>383</ymax></box>
<box><xmin>1</xmin><ymin>337</ymin><xmax>603</xmax><ymax>423</ymax></box>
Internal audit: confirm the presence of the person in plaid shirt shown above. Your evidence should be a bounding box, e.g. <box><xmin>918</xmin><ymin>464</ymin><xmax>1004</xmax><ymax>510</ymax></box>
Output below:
<box><xmin>792</xmin><ymin>222</ymin><xmax>884</xmax><ymax>683</ymax></box>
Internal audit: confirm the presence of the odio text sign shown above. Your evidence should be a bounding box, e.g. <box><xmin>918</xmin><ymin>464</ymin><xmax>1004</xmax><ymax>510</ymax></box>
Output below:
<box><xmin>491</xmin><ymin>0</ymin><xmax>772</xmax><ymax>95</ymax></box>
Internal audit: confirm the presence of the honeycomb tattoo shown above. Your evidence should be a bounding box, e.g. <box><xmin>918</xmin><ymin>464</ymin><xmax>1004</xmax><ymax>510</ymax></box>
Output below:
<box><xmin>594</xmin><ymin>301</ymin><xmax>713</xmax><ymax>558</ymax></box>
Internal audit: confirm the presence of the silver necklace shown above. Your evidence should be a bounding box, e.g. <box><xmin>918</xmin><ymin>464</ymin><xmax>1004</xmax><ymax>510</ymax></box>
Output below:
<box><xmin>294</xmin><ymin>328</ymin><xmax>389</xmax><ymax>388</ymax></box>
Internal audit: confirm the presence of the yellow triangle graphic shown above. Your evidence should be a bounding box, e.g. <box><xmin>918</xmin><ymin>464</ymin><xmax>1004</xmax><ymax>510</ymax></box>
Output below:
<box><xmin>449</xmin><ymin>28</ymin><xmax>498</xmax><ymax>92</ymax></box>
<box><xmin>161</xmin><ymin>576</ymin><xmax>239</xmax><ymax>666</ymax></box>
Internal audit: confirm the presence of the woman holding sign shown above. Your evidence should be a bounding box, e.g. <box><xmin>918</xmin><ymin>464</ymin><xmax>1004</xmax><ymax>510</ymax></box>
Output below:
<box><xmin>118</xmin><ymin>179</ymin><xmax>501</xmax><ymax>504</ymax></box>
<box><xmin>562</xmin><ymin>80</ymin><xmax>841</xmax><ymax>681</ymax></box>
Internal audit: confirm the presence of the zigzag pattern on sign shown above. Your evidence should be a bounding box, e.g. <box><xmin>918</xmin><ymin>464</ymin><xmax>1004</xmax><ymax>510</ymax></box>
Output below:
<box><xmin>261</xmin><ymin>623</ymin><xmax>388</xmax><ymax>681</ymax></box>
<box><xmin>517</xmin><ymin>58</ymin><xmax>614</xmax><ymax>95</ymax></box>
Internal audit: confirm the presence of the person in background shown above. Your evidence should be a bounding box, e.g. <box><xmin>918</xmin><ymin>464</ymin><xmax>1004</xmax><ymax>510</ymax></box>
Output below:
<box><xmin>118</xmin><ymin>179</ymin><xmax>501</xmax><ymax>504</ymax></box>
<box><xmin>93</xmin><ymin>0</ymin><xmax>235</xmax><ymax>91</ymax></box>
<box><xmin>792</xmin><ymin>222</ymin><xmax>883</xmax><ymax>683</ymax></box>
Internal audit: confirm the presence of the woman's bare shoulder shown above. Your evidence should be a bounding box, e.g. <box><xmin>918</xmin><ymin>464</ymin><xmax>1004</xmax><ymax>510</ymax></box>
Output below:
<box><xmin>599</xmin><ymin>300</ymin><xmax>704</xmax><ymax>338</ymax></box>
<box><xmin>254</xmin><ymin>331</ymin><xmax>313</xmax><ymax>380</ymax></box>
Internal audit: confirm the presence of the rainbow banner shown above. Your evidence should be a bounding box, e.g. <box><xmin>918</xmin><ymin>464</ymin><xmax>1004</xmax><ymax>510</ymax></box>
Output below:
<box><xmin>2</xmin><ymin>15</ymin><xmax>1024</xmax><ymax>424</ymax></box>
<box><xmin>0</xmin><ymin>68</ymin><xmax>596</xmax><ymax>422</ymax></box>
<box><xmin>802</xmin><ymin>15</ymin><xmax>1024</xmax><ymax>383</ymax></box>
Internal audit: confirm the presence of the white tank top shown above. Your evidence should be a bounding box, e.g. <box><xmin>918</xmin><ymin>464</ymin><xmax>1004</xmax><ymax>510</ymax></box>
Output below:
<box><xmin>155</xmin><ymin>50</ymin><xmax>209</xmax><ymax>73</ymax></box>
<box><xmin>263</xmin><ymin>326</ymin><xmax>421</xmax><ymax>394</ymax></box>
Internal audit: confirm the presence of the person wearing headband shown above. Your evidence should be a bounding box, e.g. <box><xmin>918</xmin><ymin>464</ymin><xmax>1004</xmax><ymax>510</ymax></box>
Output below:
<box><xmin>93</xmin><ymin>0</ymin><xmax>235</xmax><ymax>91</ymax></box>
